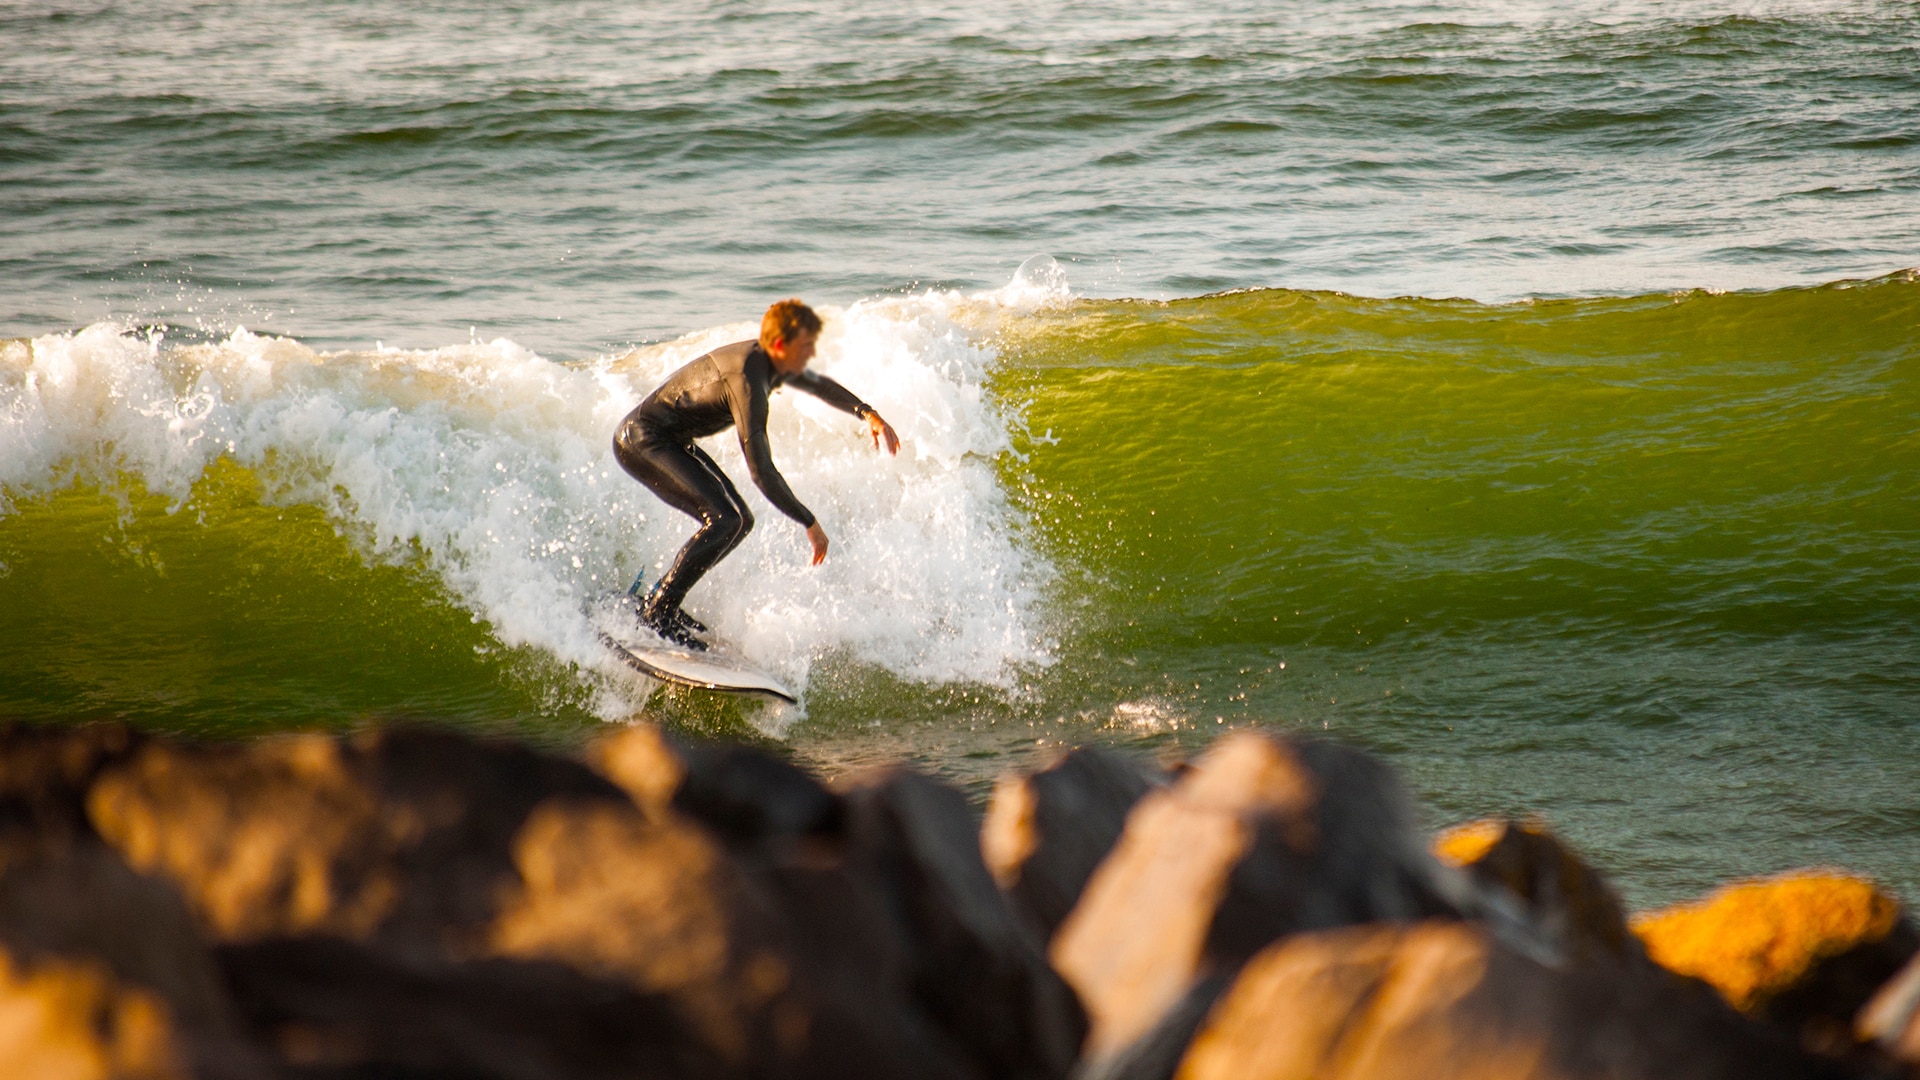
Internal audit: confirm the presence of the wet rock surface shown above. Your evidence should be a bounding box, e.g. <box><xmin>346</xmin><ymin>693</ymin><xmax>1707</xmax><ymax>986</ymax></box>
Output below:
<box><xmin>0</xmin><ymin>720</ymin><xmax>1910</xmax><ymax>1079</ymax></box>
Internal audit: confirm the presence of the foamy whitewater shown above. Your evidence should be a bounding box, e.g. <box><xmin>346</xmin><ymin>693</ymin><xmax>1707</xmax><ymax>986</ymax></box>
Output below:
<box><xmin>1</xmin><ymin>262</ymin><xmax>1074</xmax><ymax>733</ymax></box>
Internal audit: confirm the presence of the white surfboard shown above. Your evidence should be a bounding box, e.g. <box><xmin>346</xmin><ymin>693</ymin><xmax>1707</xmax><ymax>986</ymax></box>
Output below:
<box><xmin>597</xmin><ymin>630</ymin><xmax>797</xmax><ymax>704</ymax></box>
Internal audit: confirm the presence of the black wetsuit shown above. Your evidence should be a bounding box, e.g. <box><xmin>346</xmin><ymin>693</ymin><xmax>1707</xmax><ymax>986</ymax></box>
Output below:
<box><xmin>613</xmin><ymin>339</ymin><xmax>874</xmax><ymax>625</ymax></box>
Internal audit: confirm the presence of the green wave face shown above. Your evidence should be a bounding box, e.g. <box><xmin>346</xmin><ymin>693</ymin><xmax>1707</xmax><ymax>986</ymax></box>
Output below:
<box><xmin>0</xmin><ymin>460</ymin><xmax>600</xmax><ymax>743</ymax></box>
<box><xmin>1001</xmin><ymin>277</ymin><xmax>1920</xmax><ymax>649</ymax></box>
<box><xmin>986</xmin><ymin>277</ymin><xmax>1920</xmax><ymax>903</ymax></box>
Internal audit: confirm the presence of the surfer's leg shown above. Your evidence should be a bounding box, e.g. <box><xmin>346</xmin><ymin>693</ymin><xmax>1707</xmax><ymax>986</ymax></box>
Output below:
<box><xmin>613</xmin><ymin>436</ymin><xmax>751</xmax><ymax>635</ymax></box>
<box><xmin>650</xmin><ymin>445</ymin><xmax>753</xmax><ymax>636</ymax></box>
<box><xmin>687</xmin><ymin>444</ymin><xmax>755</xmax><ymax>565</ymax></box>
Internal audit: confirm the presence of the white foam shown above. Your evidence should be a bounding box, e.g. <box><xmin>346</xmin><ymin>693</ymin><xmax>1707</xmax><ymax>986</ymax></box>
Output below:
<box><xmin>0</xmin><ymin>268</ymin><xmax>1066</xmax><ymax>733</ymax></box>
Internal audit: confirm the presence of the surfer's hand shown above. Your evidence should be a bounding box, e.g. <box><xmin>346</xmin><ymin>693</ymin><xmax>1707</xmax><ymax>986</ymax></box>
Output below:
<box><xmin>807</xmin><ymin>521</ymin><xmax>829</xmax><ymax>566</ymax></box>
<box><xmin>868</xmin><ymin>412</ymin><xmax>900</xmax><ymax>456</ymax></box>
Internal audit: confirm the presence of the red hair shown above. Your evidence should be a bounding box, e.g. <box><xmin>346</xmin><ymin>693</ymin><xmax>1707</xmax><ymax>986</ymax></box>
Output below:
<box><xmin>759</xmin><ymin>299</ymin><xmax>822</xmax><ymax>350</ymax></box>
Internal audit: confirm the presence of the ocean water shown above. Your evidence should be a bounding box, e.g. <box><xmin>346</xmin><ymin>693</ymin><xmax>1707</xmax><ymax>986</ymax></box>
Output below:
<box><xmin>3</xmin><ymin>0</ymin><xmax>1917</xmax><ymax>908</ymax></box>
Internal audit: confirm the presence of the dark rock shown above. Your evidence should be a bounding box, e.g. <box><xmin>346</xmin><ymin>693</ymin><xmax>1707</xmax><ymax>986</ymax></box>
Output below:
<box><xmin>832</xmin><ymin>767</ymin><xmax>1089</xmax><ymax>1080</ymax></box>
<box><xmin>0</xmin><ymin>723</ymin><xmax>142</xmax><ymax>841</ymax></box>
<box><xmin>1174</xmin><ymin>920</ymin><xmax>1851</xmax><ymax>1080</ymax></box>
<box><xmin>1051</xmin><ymin>732</ymin><xmax>1456</xmax><ymax>1072</ymax></box>
<box><xmin>980</xmin><ymin>745</ymin><xmax>1156</xmax><ymax>940</ymax></box>
<box><xmin>218</xmin><ymin>935</ymin><xmax>721</xmax><ymax>1080</ymax></box>
<box><xmin>1433</xmin><ymin>817</ymin><xmax>1642</xmax><ymax>967</ymax></box>
<box><xmin>0</xmin><ymin>835</ymin><xmax>273</xmax><ymax>1080</ymax></box>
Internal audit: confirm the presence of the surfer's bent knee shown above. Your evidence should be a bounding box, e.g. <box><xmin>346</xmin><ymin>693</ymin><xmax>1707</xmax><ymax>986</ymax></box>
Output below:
<box><xmin>705</xmin><ymin>500</ymin><xmax>752</xmax><ymax>541</ymax></box>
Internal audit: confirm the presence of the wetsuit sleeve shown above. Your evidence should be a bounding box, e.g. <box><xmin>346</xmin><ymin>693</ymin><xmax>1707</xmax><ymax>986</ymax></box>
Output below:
<box><xmin>728</xmin><ymin>369</ymin><xmax>817</xmax><ymax>528</ymax></box>
<box><xmin>785</xmin><ymin>369</ymin><xmax>875</xmax><ymax>419</ymax></box>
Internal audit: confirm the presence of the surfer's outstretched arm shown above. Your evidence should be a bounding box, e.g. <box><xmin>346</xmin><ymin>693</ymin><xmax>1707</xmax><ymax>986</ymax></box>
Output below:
<box><xmin>788</xmin><ymin>370</ymin><xmax>900</xmax><ymax>456</ymax></box>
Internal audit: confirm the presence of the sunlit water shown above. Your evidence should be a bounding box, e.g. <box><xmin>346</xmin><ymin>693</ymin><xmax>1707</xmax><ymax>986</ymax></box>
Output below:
<box><xmin>3</xmin><ymin>0</ymin><xmax>1917</xmax><ymax>907</ymax></box>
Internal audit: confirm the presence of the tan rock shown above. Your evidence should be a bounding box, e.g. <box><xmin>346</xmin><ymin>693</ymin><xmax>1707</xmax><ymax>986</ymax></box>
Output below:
<box><xmin>589</xmin><ymin>722</ymin><xmax>687</xmax><ymax>814</ymax></box>
<box><xmin>596</xmin><ymin>724</ymin><xmax>1085</xmax><ymax>1079</ymax></box>
<box><xmin>1175</xmin><ymin>920</ymin><xmax>1841</xmax><ymax>1080</ymax></box>
<box><xmin>1633</xmin><ymin>870</ymin><xmax>1918</xmax><ymax>1047</ymax></box>
<box><xmin>1051</xmin><ymin>732</ymin><xmax>1452</xmax><ymax>1069</ymax></box>
<box><xmin>87</xmin><ymin>733</ymin><xmax>407</xmax><ymax>942</ymax></box>
<box><xmin>81</xmin><ymin>726</ymin><xmax>980</xmax><ymax>1079</ymax></box>
<box><xmin>981</xmin><ymin>745</ymin><xmax>1155</xmax><ymax>940</ymax></box>
<box><xmin>590</xmin><ymin>724</ymin><xmax>841</xmax><ymax>850</ymax></box>
<box><xmin>0</xmin><ymin>947</ymin><xmax>189</xmax><ymax>1080</ymax></box>
<box><xmin>1858</xmin><ymin>950</ymin><xmax>1920</xmax><ymax>1068</ymax></box>
<box><xmin>488</xmin><ymin>798</ymin><xmax>795</xmax><ymax>1063</ymax></box>
<box><xmin>85</xmin><ymin>728</ymin><xmax>633</xmax><ymax>948</ymax></box>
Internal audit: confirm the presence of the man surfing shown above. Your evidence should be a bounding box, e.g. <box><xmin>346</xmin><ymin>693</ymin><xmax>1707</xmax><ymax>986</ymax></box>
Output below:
<box><xmin>613</xmin><ymin>299</ymin><xmax>899</xmax><ymax>650</ymax></box>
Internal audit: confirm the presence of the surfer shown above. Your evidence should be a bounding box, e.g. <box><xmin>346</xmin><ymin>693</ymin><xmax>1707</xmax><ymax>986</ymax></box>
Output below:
<box><xmin>613</xmin><ymin>299</ymin><xmax>900</xmax><ymax>650</ymax></box>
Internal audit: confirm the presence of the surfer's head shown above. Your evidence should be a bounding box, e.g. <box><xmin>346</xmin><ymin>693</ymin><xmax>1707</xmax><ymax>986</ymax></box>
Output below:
<box><xmin>761</xmin><ymin>298</ymin><xmax>822</xmax><ymax>373</ymax></box>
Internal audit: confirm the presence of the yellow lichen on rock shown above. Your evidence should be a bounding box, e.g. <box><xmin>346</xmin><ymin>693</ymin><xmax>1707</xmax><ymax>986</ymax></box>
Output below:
<box><xmin>1431</xmin><ymin>819</ymin><xmax>1506</xmax><ymax>868</ymax></box>
<box><xmin>488</xmin><ymin>798</ymin><xmax>781</xmax><ymax>1064</ymax></box>
<box><xmin>86</xmin><ymin>735</ymin><xmax>406</xmax><ymax>942</ymax></box>
<box><xmin>1631</xmin><ymin>871</ymin><xmax>1903</xmax><ymax>1013</ymax></box>
<box><xmin>0</xmin><ymin>949</ymin><xmax>188</xmax><ymax>1080</ymax></box>
<box><xmin>587</xmin><ymin>724</ymin><xmax>688</xmax><ymax>817</ymax></box>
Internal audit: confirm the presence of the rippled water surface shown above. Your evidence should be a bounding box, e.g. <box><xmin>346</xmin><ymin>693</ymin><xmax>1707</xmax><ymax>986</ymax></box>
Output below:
<box><xmin>7</xmin><ymin>0</ymin><xmax>1919</xmax><ymax>350</ymax></box>
<box><xmin>3</xmin><ymin>0</ymin><xmax>1917</xmax><ymax>907</ymax></box>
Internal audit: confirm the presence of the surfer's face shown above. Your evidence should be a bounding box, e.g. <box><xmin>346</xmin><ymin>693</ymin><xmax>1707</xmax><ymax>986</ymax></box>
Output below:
<box><xmin>767</xmin><ymin>329</ymin><xmax>817</xmax><ymax>373</ymax></box>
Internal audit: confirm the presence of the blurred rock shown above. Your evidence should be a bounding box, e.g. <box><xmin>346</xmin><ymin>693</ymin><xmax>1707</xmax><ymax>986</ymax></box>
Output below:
<box><xmin>1</xmin><ymin>719</ymin><xmax>1907</xmax><ymax>1080</ymax></box>
<box><xmin>1858</xmin><ymin>951</ymin><xmax>1920</xmax><ymax>1069</ymax></box>
<box><xmin>87</xmin><ymin>727</ymin><xmax>625</xmax><ymax>945</ymax></box>
<box><xmin>0</xmin><ymin>836</ymin><xmax>271</xmax><ymax>1080</ymax></box>
<box><xmin>1634</xmin><ymin>871</ymin><xmax>1918</xmax><ymax>1051</ymax></box>
<box><xmin>82</xmin><ymin>726</ymin><xmax>980</xmax><ymax>1079</ymax></box>
<box><xmin>1433</xmin><ymin>817</ymin><xmax>1641</xmax><ymax>967</ymax></box>
<box><xmin>0</xmin><ymin>723</ymin><xmax>143</xmax><ymax>841</ymax></box>
<box><xmin>834</xmin><ymin>768</ymin><xmax>1088</xmax><ymax>1080</ymax></box>
<box><xmin>591</xmin><ymin>723</ymin><xmax>841</xmax><ymax>851</ymax></box>
<box><xmin>592</xmin><ymin>724</ymin><xmax>1087</xmax><ymax>1080</ymax></box>
<box><xmin>1051</xmin><ymin>731</ymin><xmax>1455</xmax><ymax>1073</ymax></box>
<box><xmin>1174</xmin><ymin>919</ymin><xmax>1848</xmax><ymax>1080</ymax></box>
<box><xmin>216</xmin><ymin>935</ymin><xmax>722</xmax><ymax>1080</ymax></box>
<box><xmin>981</xmin><ymin>745</ymin><xmax>1156</xmax><ymax>940</ymax></box>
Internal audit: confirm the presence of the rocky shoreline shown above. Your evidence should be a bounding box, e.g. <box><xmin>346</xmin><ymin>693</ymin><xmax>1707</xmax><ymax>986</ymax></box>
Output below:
<box><xmin>0</xmin><ymin>721</ymin><xmax>1913</xmax><ymax>1079</ymax></box>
